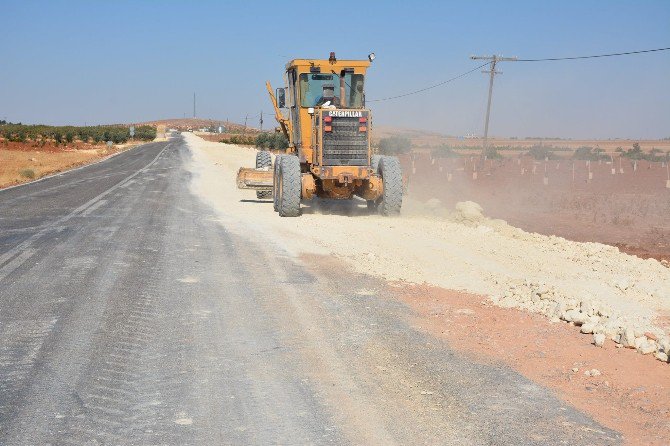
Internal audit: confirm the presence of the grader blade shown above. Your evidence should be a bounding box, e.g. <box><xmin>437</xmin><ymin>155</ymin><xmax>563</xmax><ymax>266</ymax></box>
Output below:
<box><xmin>236</xmin><ymin>167</ymin><xmax>273</xmax><ymax>191</ymax></box>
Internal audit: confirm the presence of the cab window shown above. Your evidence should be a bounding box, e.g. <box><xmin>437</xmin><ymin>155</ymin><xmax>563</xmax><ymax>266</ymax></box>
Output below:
<box><xmin>299</xmin><ymin>73</ymin><xmax>364</xmax><ymax>108</ymax></box>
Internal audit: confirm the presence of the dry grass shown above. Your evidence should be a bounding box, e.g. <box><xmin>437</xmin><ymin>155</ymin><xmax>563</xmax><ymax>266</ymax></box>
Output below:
<box><xmin>0</xmin><ymin>148</ymin><xmax>112</xmax><ymax>188</ymax></box>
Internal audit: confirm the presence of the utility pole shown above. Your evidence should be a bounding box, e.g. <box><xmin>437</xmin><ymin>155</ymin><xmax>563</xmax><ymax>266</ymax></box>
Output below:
<box><xmin>193</xmin><ymin>93</ymin><xmax>196</xmax><ymax>118</ymax></box>
<box><xmin>260</xmin><ymin>111</ymin><xmax>263</xmax><ymax>131</ymax></box>
<box><xmin>470</xmin><ymin>55</ymin><xmax>517</xmax><ymax>156</ymax></box>
<box><xmin>243</xmin><ymin>113</ymin><xmax>248</xmax><ymax>133</ymax></box>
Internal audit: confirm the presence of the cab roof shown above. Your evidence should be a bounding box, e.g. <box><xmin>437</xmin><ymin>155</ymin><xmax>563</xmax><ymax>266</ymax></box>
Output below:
<box><xmin>286</xmin><ymin>58</ymin><xmax>371</xmax><ymax>74</ymax></box>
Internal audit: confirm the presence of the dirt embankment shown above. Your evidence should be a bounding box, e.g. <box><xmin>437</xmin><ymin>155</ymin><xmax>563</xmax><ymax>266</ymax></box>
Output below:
<box><xmin>185</xmin><ymin>133</ymin><xmax>670</xmax><ymax>445</ymax></box>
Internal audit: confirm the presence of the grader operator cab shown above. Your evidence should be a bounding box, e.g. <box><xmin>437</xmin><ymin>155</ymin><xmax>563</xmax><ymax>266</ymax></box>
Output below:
<box><xmin>236</xmin><ymin>52</ymin><xmax>403</xmax><ymax>217</ymax></box>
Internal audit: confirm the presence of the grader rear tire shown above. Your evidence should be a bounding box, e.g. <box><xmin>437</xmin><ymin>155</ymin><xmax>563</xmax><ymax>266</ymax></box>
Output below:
<box><xmin>277</xmin><ymin>156</ymin><xmax>301</xmax><ymax>217</ymax></box>
<box><xmin>255</xmin><ymin>151</ymin><xmax>272</xmax><ymax>200</ymax></box>
<box><xmin>378</xmin><ymin>156</ymin><xmax>402</xmax><ymax>216</ymax></box>
<box><xmin>371</xmin><ymin>154</ymin><xmax>382</xmax><ymax>172</ymax></box>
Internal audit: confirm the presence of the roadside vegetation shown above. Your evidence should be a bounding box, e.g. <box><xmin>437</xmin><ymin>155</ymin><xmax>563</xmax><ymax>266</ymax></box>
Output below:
<box><xmin>218</xmin><ymin>134</ymin><xmax>256</xmax><ymax>145</ymax></box>
<box><xmin>0</xmin><ymin>122</ymin><xmax>155</xmax><ymax>188</ymax></box>
<box><xmin>616</xmin><ymin>143</ymin><xmax>670</xmax><ymax>161</ymax></box>
<box><xmin>573</xmin><ymin>146</ymin><xmax>609</xmax><ymax>161</ymax></box>
<box><xmin>0</xmin><ymin>122</ymin><xmax>156</xmax><ymax>145</ymax></box>
<box><xmin>19</xmin><ymin>168</ymin><xmax>36</xmax><ymax>179</ymax></box>
<box><xmin>526</xmin><ymin>146</ymin><xmax>560</xmax><ymax>160</ymax></box>
<box><xmin>254</xmin><ymin>132</ymin><xmax>289</xmax><ymax>150</ymax></box>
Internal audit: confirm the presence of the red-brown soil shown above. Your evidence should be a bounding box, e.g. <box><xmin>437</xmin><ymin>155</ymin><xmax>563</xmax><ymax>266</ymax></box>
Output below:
<box><xmin>394</xmin><ymin>283</ymin><xmax>670</xmax><ymax>446</ymax></box>
<box><xmin>402</xmin><ymin>154</ymin><xmax>670</xmax><ymax>262</ymax></box>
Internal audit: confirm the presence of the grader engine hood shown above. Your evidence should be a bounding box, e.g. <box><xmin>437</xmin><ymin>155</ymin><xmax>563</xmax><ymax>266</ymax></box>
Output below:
<box><xmin>319</xmin><ymin>109</ymin><xmax>370</xmax><ymax>166</ymax></box>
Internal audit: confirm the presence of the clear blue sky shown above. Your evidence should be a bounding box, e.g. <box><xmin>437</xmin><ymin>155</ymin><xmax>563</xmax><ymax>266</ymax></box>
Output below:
<box><xmin>2</xmin><ymin>0</ymin><xmax>669</xmax><ymax>139</ymax></box>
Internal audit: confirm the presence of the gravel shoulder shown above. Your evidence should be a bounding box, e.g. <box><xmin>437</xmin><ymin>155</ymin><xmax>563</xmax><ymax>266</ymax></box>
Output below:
<box><xmin>185</xmin><ymin>133</ymin><xmax>670</xmax><ymax>361</ymax></box>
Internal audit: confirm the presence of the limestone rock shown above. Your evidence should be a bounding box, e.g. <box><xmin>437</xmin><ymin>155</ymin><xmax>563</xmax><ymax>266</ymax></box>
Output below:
<box><xmin>580</xmin><ymin>323</ymin><xmax>596</xmax><ymax>334</ymax></box>
<box><xmin>637</xmin><ymin>339</ymin><xmax>657</xmax><ymax>355</ymax></box>
<box><xmin>634</xmin><ymin>336</ymin><xmax>646</xmax><ymax>350</ymax></box>
<box><xmin>593</xmin><ymin>333</ymin><xmax>606</xmax><ymax>347</ymax></box>
<box><xmin>619</xmin><ymin>328</ymin><xmax>636</xmax><ymax>348</ymax></box>
<box><xmin>453</xmin><ymin>201</ymin><xmax>484</xmax><ymax>225</ymax></box>
<box><xmin>571</xmin><ymin>311</ymin><xmax>589</xmax><ymax>326</ymax></box>
<box><xmin>654</xmin><ymin>351</ymin><xmax>668</xmax><ymax>362</ymax></box>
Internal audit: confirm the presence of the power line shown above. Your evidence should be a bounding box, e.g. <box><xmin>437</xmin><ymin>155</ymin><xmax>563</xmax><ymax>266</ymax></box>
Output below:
<box><xmin>366</xmin><ymin>46</ymin><xmax>669</xmax><ymax>103</ymax></box>
<box><xmin>367</xmin><ymin>62</ymin><xmax>491</xmax><ymax>102</ymax></box>
<box><xmin>516</xmin><ymin>46</ymin><xmax>670</xmax><ymax>62</ymax></box>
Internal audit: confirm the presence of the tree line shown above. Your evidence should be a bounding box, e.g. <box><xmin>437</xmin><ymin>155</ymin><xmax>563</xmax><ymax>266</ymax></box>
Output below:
<box><xmin>0</xmin><ymin>122</ymin><xmax>156</xmax><ymax>144</ymax></box>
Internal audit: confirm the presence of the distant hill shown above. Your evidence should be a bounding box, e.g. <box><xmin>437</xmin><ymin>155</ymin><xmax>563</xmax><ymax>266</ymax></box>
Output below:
<box><xmin>139</xmin><ymin>118</ymin><xmax>256</xmax><ymax>133</ymax></box>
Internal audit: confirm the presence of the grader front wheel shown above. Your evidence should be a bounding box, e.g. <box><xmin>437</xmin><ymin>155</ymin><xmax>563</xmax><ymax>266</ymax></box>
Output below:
<box><xmin>255</xmin><ymin>151</ymin><xmax>272</xmax><ymax>200</ymax></box>
<box><xmin>272</xmin><ymin>155</ymin><xmax>283</xmax><ymax>212</ymax></box>
<box><xmin>277</xmin><ymin>156</ymin><xmax>301</xmax><ymax>217</ymax></box>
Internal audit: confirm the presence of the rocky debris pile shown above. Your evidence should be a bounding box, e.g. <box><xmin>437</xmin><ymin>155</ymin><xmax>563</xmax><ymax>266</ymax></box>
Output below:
<box><xmin>451</xmin><ymin>201</ymin><xmax>485</xmax><ymax>225</ymax></box>
<box><xmin>491</xmin><ymin>280</ymin><xmax>670</xmax><ymax>364</ymax></box>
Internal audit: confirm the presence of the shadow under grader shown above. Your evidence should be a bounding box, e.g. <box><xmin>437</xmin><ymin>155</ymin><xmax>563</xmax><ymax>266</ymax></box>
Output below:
<box><xmin>300</xmin><ymin>198</ymin><xmax>378</xmax><ymax>217</ymax></box>
<box><xmin>239</xmin><ymin>195</ymin><xmax>382</xmax><ymax>217</ymax></box>
<box><xmin>239</xmin><ymin>199</ymin><xmax>272</xmax><ymax>204</ymax></box>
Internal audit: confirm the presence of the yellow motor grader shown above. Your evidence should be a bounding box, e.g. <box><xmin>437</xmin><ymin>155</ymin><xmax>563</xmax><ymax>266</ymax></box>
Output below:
<box><xmin>236</xmin><ymin>52</ymin><xmax>403</xmax><ymax>217</ymax></box>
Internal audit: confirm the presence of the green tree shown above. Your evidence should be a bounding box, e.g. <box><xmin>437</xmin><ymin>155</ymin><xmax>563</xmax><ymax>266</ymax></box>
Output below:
<box><xmin>623</xmin><ymin>142</ymin><xmax>644</xmax><ymax>160</ymax></box>
<box><xmin>527</xmin><ymin>145</ymin><xmax>557</xmax><ymax>160</ymax></box>
<box><xmin>573</xmin><ymin>146</ymin><xmax>606</xmax><ymax>161</ymax></box>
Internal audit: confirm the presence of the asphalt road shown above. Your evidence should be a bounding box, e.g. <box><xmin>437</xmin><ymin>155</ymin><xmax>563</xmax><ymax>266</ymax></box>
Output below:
<box><xmin>0</xmin><ymin>135</ymin><xmax>620</xmax><ymax>445</ymax></box>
